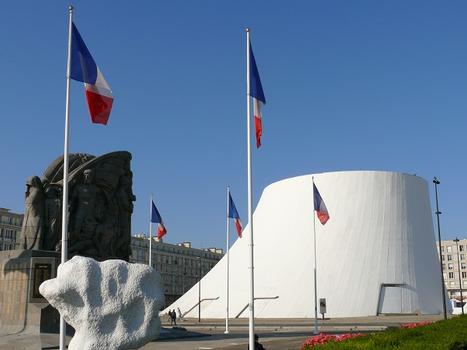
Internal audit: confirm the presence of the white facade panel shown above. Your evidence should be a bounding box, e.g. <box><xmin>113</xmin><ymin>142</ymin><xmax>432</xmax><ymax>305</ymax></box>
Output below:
<box><xmin>164</xmin><ymin>171</ymin><xmax>448</xmax><ymax>318</ymax></box>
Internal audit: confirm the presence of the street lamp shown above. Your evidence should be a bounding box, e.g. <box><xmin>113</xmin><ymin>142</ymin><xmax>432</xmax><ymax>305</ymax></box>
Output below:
<box><xmin>433</xmin><ymin>177</ymin><xmax>447</xmax><ymax>320</ymax></box>
<box><xmin>197</xmin><ymin>256</ymin><xmax>201</xmax><ymax>323</ymax></box>
<box><xmin>453</xmin><ymin>238</ymin><xmax>465</xmax><ymax>315</ymax></box>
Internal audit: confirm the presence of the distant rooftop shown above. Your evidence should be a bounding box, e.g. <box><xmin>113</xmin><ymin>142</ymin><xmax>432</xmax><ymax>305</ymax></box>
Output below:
<box><xmin>132</xmin><ymin>234</ymin><xmax>223</xmax><ymax>254</ymax></box>
<box><xmin>0</xmin><ymin>208</ymin><xmax>23</xmax><ymax>216</ymax></box>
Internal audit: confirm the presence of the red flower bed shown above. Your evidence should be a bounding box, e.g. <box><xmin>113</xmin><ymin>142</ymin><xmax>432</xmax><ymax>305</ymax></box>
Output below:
<box><xmin>301</xmin><ymin>333</ymin><xmax>364</xmax><ymax>349</ymax></box>
<box><xmin>400</xmin><ymin>321</ymin><xmax>432</xmax><ymax>329</ymax></box>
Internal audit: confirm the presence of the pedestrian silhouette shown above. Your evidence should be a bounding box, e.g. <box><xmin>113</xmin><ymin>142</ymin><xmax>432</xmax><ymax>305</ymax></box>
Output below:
<box><xmin>171</xmin><ymin>309</ymin><xmax>177</xmax><ymax>325</ymax></box>
<box><xmin>168</xmin><ymin>310</ymin><xmax>173</xmax><ymax>325</ymax></box>
<box><xmin>248</xmin><ymin>334</ymin><xmax>265</xmax><ymax>350</ymax></box>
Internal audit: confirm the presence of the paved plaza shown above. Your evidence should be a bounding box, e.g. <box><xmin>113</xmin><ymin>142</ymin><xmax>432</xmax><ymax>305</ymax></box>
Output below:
<box><xmin>0</xmin><ymin>314</ymin><xmax>445</xmax><ymax>350</ymax></box>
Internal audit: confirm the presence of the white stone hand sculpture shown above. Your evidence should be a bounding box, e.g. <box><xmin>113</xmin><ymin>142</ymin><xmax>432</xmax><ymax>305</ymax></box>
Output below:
<box><xmin>39</xmin><ymin>256</ymin><xmax>165</xmax><ymax>350</ymax></box>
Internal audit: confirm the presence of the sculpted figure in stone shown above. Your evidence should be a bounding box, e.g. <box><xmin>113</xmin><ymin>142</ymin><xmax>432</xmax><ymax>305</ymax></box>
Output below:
<box><xmin>43</xmin><ymin>183</ymin><xmax>62</xmax><ymax>251</ymax></box>
<box><xmin>20</xmin><ymin>176</ymin><xmax>45</xmax><ymax>250</ymax></box>
<box><xmin>20</xmin><ymin>151</ymin><xmax>134</xmax><ymax>261</ymax></box>
<box><xmin>115</xmin><ymin>171</ymin><xmax>136</xmax><ymax>260</ymax></box>
<box><xmin>69</xmin><ymin>169</ymin><xmax>101</xmax><ymax>256</ymax></box>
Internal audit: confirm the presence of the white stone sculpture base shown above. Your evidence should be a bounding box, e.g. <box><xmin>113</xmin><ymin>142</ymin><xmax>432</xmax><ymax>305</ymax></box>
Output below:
<box><xmin>39</xmin><ymin>256</ymin><xmax>165</xmax><ymax>350</ymax></box>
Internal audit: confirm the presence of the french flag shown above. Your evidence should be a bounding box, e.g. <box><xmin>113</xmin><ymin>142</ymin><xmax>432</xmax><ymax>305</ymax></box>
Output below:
<box><xmin>313</xmin><ymin>183</ymin><xmax>330</xmax><ymax>225</ymax></box>
<box><xmin>70</xmin><ymin>23</ymin><xmax>114</xmax><ymax>125</ymax></box>
<box><xmin>250</xmin><ymin>42</ymin><xmax>266</xmax><ymax>148</ymax></box>
<box><xmin>228</xmin><ymin>193</ymin><xmax>243</xmax><ymax>238</ymax></box>
<box><xmin>151</xmin><ymin>201</ymin><xmax>167</xmax><ymax>239</ymax></box>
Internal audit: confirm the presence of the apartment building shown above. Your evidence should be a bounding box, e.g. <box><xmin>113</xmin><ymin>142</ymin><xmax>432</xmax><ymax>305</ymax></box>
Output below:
<box><xmin>130</xmin><ymin>235</ymin><xmax>223</xmax><ymax>306</ymax></box>
<box><xmin>0</xmin><ymin>208</ymin><xmax>23</xmax><ymax>251</ymax></box>
<box><xmin>437</xmin><ymin>238</ymin><xmax>467</xmax><ymax>299</ymax></box>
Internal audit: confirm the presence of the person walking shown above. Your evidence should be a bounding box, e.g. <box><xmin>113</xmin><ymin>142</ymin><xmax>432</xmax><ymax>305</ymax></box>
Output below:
<box><xmin>168</xmin><ymin>310</ymin><xmax>173</xmax><ymax>325</ymax></box>
<box><xmin>172</xmin><ymin>309</ymin><xmax>177</xmax><ymax>326</ymax></box>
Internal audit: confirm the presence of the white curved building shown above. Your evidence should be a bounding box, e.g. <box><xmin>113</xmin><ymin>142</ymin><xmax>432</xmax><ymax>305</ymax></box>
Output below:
<box><xmin>165</xmin><ymin>171</ymin><xmax>449</xmax><ymax>318</ymax></box>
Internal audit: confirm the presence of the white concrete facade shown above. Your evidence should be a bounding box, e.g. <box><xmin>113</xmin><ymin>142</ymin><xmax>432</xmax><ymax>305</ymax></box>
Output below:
<box><xmin>165</xmin><ymin>171</ymin><xmax>448</xmax><ymax>318</ymax></box>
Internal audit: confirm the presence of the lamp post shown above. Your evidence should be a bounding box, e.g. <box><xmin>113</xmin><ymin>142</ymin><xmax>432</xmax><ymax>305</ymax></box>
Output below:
<box><xmin>433</xmin><ymin>177</ymin><xmax>447</xmax><ymax>320</ymax></box>
<box><xmin>197</xmin><ymin>256</ymin><xmax>201</xmax><ymax>323</ymax></box>
<box><xmin>453</xmin><ymin>238</ymin><xmax>465</xmax><ymax>315</ymax></box>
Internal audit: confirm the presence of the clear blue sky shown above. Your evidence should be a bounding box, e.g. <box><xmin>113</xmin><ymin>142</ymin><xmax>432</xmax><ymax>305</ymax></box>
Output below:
<box><xmin>1</xmin><ymin>1</ymin><xmax>466</xmax><ymax>249</ymax></box>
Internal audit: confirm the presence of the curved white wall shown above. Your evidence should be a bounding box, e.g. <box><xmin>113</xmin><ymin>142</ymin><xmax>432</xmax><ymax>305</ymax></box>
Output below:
<box><xmin>165</xmin><ymin>171</ymin><xmax>448</xmax><ymax>318</ymax></box>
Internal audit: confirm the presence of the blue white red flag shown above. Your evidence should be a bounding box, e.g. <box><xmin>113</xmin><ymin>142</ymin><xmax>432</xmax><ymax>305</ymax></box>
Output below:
<box><xmin>249</xmin><ymin>42</ymin><xmax>266</xmax><ymax>148</ymax></box>
<box><xmin>313</xmin><ymin>183</ymin><xmax>330</xmax><ymax>225</ymax></box>
<box><xmin>70</xmin><ymin>23</ymin><xmax>114</xmax><ymax>125</ymax></box>
<box><xmin>228</xmin><ymin>193</ymin><xmax>243</xmax><ymax>238</ymax></box>
<box><xmin>151</xmin><ymin>201</ymin><xmax>167</xmax><ymax>239</ymax></box>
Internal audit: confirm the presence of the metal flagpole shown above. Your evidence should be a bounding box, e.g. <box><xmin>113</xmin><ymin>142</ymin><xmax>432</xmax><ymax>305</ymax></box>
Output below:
<box><xmin>60</xmin><ymin>5</ymin><xmax>74</xmax><ymax>350</ymax></box>
<box><xmin>312</xmin><ymin>177</ymin><xmax>319</xmax><ymax>335</ymax></box>
<box><xmin>149</xmin><ymin>194</ymin><xmax>153</xmax><ymax>267</ymax></box>
<box><xmin>225</xmin><ymin>186</ymin><xmax>230</xmax><ymax>334</ymax></box>
<box><xmin>246</xmin><ymin>27</ymin><xmax>255</xmax><ymax>350</ymax></box>
<box><xmin>433</xmin><ymin>177</ymin><xmax>447</xmax><ymax>320</ymax></box>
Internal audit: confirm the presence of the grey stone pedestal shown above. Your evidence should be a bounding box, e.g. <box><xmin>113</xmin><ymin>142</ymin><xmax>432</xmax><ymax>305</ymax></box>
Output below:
<box><xmin>0</xmin><ymin>250</ymin><xmax>64</xmax><ymax>335</ymax></box>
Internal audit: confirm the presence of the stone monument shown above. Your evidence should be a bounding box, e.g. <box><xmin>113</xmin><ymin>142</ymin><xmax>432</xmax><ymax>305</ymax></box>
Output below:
<box><xmin>40</xmin><ymin>256</ymin><xmax>164</xmax><ymax>350</ymax></box>
<box><xmin>18</xmin><ymin>151</ymin><xmax>135</xmax><ymax>260</ymax></box>
<box><xmin>0</xmin><ymin>151</ymin><xmax>136</xmax><ymax>335</ymax></box>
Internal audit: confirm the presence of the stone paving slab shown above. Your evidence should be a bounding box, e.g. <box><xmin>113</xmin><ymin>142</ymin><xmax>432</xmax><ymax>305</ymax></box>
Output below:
<box><xmin>0</xmin><ymin>314</ymin><xmax>446</xmax><ymax>350</ymax></box>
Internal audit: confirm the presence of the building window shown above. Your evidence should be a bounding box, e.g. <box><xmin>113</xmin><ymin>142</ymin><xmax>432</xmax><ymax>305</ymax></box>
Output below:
<box><xmin>461</xmin><ymin>254</ymin><xmax>465</xmax><ymax>261</ymax></box>
<box><xmin>448</xmin><ymin>272</ymin><xmax>454</xmax><ymax>279</ymax></box>
<box><xmin>460</xmin><ymin>245</ymin><xmax>464</xmax><ymax>252</ymax></box>
<box><xmin>462</xmin><ymin>263</ymin><xmax>466</xmax><ymax>270</ymax></box>
<box><xmin>441</xmin><ymin>246</ymin><xmax>445</xmax><ymax>252</ymax></box>
<box><xmin>441</xmin><ymin>255</ymin><xmax>445</xmax><ymax>261</ymax></box>
<box><xmin>447</xmin><ymin>246</ymin><xmax>452</xmax><ymax>253</ymax></box>
<box><xmin>447</xmin><ymin>255</ymin><xmax>452</xmax><ymax>261</ymax></box>
<box><xmin>442</xmin><ymin>264</ymin><xmax>446</xmax><ymax>270</ymax></box>
<box><xmin>462</xmin><ymin>272</ymin><xmax>467</xmax><ymax>279</ymax></box>
<box><xmin>448</xmin><ymin>263</ymin><xmax>454</xmax><ymax>270</ymax></box>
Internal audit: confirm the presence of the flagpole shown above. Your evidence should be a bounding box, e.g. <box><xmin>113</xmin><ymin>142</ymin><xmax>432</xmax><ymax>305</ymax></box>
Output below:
<box><xmin>312</xmin><ymin>176</ymin><xmax>319</xmax><ymax>335</ymax></box>
<box><xmin>60</xmin><ymin>5</ymin><xmax>74</xmax><ymax>350</ymax></box>
<box><xmin>149</xmin><ymin>194</ymin><xmax>153</xmax><ymax>267</ymax></box>
<box><xmin>246</xmin><ymin>27</ymin><xmax>255</xmax><ymax>350</ymax></box>
<box><xmin>225</xmin><ymin>186</ymin><xmax>230</xmax><ymax>334</ymax></box>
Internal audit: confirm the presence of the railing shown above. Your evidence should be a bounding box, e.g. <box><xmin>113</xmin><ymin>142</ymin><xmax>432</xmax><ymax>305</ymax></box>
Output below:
<box><xmin>181</xmin><ymin>296</ymin><xmax>220</xmax><ymax>318</ymax></box>
<box><xmin>234</xmin><ymin>296</ymin><xmax>279</xmax><ymax>318</ymax></box>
